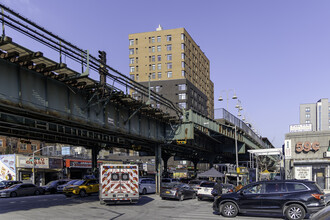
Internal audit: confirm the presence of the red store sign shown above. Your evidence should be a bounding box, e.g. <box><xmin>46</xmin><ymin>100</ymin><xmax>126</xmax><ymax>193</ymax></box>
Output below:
<box><xmin>295</xmin><ymin>141</ymin><xmax>320</xmax><ymax>153</ymax></box>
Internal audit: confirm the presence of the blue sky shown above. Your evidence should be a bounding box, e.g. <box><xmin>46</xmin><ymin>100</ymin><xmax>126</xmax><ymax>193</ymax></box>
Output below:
<box><xmin>2</xmin><ymin>0</ymin><xmax>330</xmax><ymax>148</ymax></box>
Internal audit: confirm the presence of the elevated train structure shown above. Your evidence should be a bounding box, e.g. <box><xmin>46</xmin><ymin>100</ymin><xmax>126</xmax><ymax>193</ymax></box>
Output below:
<box><xmin>0</xmin><ymin>4</ymin><xmax>278</xmax><ymax>191</ymax></box>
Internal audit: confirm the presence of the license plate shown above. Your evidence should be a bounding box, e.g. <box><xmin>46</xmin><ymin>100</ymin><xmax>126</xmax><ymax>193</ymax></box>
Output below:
<box><xmin>165</xmin><ymin>191</ymin><xmax>170</xmax><ymax>194</ymax></box>
<box><xmin>117</xmin><ymin>194</ymin><xmax>124</xmax><ymax>197</ymax></box>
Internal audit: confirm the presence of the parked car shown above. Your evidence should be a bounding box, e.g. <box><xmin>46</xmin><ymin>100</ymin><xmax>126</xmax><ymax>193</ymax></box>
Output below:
<box><xmin>57</xmin><ymin>180</ymin><xmax>80</xmax><ymax>193</ymax></box>
<box><xmin>188</xmin><ymin>179</ymin><xmax>205</xmax><ymax>192</ymax></box>
<box><xmin>160</xmin><ymin>183</ymin><xmax>196</xmax><ymax>201</ymax></box>
<box><xmin>139</xmin><ymin>178</ymin><xmax>156</xmax><ymax>195</ymax></box>
<box><xmin>0</xmin><ymin>180</ymin><xmax>22</xmax><ymax>190</ymax></box>
<box><xmin>161</xmin><ymin>178</ymin><xmax>180</xmax><ymax>187</ymax></box>
<box><xmin>63</xmin><ymin>179</ymin><xmax>99</xmax><ymax>197</ymax></box>
<box><xmin>0</xmin><ymin>183</ymin><xmax>44</xmax><ymax>197</ymax></box>
<box><xmin>197</xmin><ymin>181</ymin><xmax>216</xmax><ymax>201</ymax></box>
<box><xmin>42</xmin><ymin>179</ymin><xmax>70</xmax><ymax>194</ymax></box>
<box><xmin>213</xmin><ymin>180</ymin><xmax>325</xmax><ymax>220</ymax></box>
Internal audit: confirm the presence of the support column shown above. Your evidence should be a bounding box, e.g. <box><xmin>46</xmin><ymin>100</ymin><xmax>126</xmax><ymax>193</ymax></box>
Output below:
<box><xmin>208</xmin><ymin>154</ymin><xmax>216</xmax><ymax>169</ymax></box>
<box><xmin>161</xmin><ymin>153</ymin><xmax>171</xmax><ymax>178</ymax></box>
<box><xmin>92</xmin><ymin>147</ymin><xmax>100</xmax><ymax>178</ymax></box>
<box><xmin>192</xmin><ymin>159</ymin><xmax>199</xmax><ymax>178</ymax></box>
<box><xmin>155</xmin><ymin>144</ymin><xmax>162</xmax><ymax>194</ymax></box>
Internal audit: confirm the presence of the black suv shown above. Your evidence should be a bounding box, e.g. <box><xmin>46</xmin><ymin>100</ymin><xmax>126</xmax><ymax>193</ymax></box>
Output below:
<box><xmin>213</xmin><ymin>180</ymin><xmax>325</xmax><ymax>220</ymax></box>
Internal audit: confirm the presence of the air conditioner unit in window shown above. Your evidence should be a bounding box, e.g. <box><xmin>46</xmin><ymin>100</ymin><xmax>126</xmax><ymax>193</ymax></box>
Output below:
<box><xmin>323</xmin><ymin>152</ymin><xmax>330</xmax><ymax>158</ymax></box>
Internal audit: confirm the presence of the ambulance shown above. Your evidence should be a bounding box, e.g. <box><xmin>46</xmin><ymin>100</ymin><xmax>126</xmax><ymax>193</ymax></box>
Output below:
<box><xmin>99</xmin><ymin>164</ymin><xmax>139</xmax><ymax>204</ymax></box>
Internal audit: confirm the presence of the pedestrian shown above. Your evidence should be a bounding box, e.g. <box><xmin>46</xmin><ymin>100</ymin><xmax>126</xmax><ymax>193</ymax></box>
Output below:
<box><xmin>213</xmin><ymin>178</ymin><xmax>223</xmax><ymax>196</ymax></box>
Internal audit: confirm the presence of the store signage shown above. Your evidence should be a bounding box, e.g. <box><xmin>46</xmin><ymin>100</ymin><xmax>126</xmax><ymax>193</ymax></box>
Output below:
<box><xmin>295</xmin><ymin>141</ymin><xmax>320</xmax><ymax>153</ymax></box>
<box><xmin>284</xmin><ymin>140</ymin><xmax>292</xmax><ymax>159</ymax></box>
<box><xmin>289</xmin><ymin>124</ymin><xmax>312</xmax><ymax>132</ymax></box>
<box><xmin>294</xmin><ymin>166</ymin><xmax>312</xmax><ymax>180</ymax></box>
<box><xmin>17</xmin><ymin>156</ymin><xmax>49</xmax><ymax>169</ymax></box>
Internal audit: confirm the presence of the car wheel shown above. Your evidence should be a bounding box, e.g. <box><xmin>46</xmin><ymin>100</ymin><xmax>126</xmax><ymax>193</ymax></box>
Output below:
<box><xmin>79</xmin><ymin>190</ymin><xmax>86</xmax><ymax>197</ymax></box>
<box><xmin>10</xmin><ymin>192</ymin><xmax>17</xmax><ymax>197</ymax></box>
<box><xmin>34</xmin><ymin>190</ymin><xmax>40</xmax><ymax>195</ymax></box>
<box><xmin>192</xmin><ymin>193</ymin><xmax>196</xmax><ymax>199</ymax></box>
<box><xmin>179</xmin><ymin>194</ymin><xmax>184</xmax><ymax>201</ymax></box>
<box><xmin>142</xmin><ymin>188</ymin><xmax>147</xmax><ymax>195</ymax></box>
<box><xmin>221</xmin><ymin>202</ymin><xmax>238</xmax><ymax>217</ymax></box>
<box><xmin>285</xmin><ymin>204</ymin><xmax>305</xmax><ymax>220</ymax></box>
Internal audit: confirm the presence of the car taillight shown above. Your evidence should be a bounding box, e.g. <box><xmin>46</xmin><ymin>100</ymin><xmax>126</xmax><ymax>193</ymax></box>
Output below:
<box><xmin>229</xmin><ymin>189</ymin><xmax>233</xmax><ymax>192</ymax></box>
<box><xmin>311</xmin><ymin>194</ymin><xmax>323</xmax><ymax>200</ymax></box>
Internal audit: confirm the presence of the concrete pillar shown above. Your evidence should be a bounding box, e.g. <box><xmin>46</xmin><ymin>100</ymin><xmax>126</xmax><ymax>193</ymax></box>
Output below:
<box><xmin>161</xmin><ymin>153</ymin><xmax>171</xmax><ymax>178</ymax></box>
<box><xmin>155</xmin><ymin>145</ymin><xmax>162</xmax><ymax>194</ymax></box>
<box><xmin>91</xmin><ymin>147</ymin><xmax>100</xmax><ymax>178</ymax></box>
<box><xmin>192</xmin><ymin>159</ymin><xmax>199</xmax><ymax>178</ymax></box>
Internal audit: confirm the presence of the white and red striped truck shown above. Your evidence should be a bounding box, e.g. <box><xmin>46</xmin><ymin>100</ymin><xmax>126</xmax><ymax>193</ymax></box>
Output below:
<box><xmin>99</xmin><ymin>164</ymin><xmax>139</xmax><ymax>204</ymax></box>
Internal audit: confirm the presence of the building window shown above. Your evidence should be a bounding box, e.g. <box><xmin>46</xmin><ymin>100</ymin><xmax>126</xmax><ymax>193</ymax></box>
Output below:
<box><xmin>129</xmin><ymin>39</ymin><xmax>134</xmax><ymax>46</ymax></box>
<box><xmin>31</xmin><ymin>144</ymin><xmax>37</xmax><ymax>151</ymax></box>
<box><xmin>167</xmin><ymin>54</ymin><xmax>172</xmax><ymax>61</ymax></box>
<box><xmin>181</xmin><ymin>33</ymin><xmax>185</xmax><ymax>40</ymax></box>
<box><xmin>151</xmin><ymin>46</ymin><xmax>155</xmax><ymax>53</ymax></box>
<box><xmin>167</xmin><ymin>44</ymin><xmax>172</xmax><ymax>51</ymax></box>
<box><xmin>129</xmin><ymin>58</ymin><xmax>134</xmax><ymax>64</ymax></box>
<box><xmin>136</xmin><ymin>74</ymin><xmax>139</xmax><ymax>81</ymax></box>
<box><xmin>167</xmin><ymin>62</ymin><xmax>172</xmax><ymax>69</ymax></box>
<box><xmin>181</xmin><ymin>70</ymin><xmax>185</xmax><ymax>77</ymax></box>
<box><xmin>20</xmin><ymin>143</ymin><xmax>27</xmax><ymax>150</ymax></box>
<box><xmin>182</xmin><ymin>62</ymin><xmax>185</xmax><ymax>68</ymax></box>
<box><xmin>157</xmin><ymin>55</ymin><xmax>161</xmax><ymax>62</ymax></box>
<box><xmin>181</xmin><ymin>43</ymin><xmax>185</xmax><ymax>50</ymax></box>
<box><xmin>152</xmin><ymin>64</ymin><xmax>155</xmax><ymax>70</ymax></box>
<box><xmin>130</xmin><ymin>75</ymin><xmax>135</xmax><ymax>80</ymax></box>
<box><xmin>157</xmin><ymin>63</ymin><xmax>161</xmax><ymax>70</ymax></box>
<box><xmin>178</xmin><ymin>84</ymin><xmax>186</xmax><ymax>91</ymax></box>
<box><xmin>181</xmin><ymin>53</ymin><xmax>185</xmax><ymax>59</ymax></box>
<box><xmin>151</xmin><ymin>36</ymin><xmax>155</xmax><ymax>43</ymax></box>
<box><xmin>178</xmin><ymin>93</ymin><xmax>186</xmax><ymax>100</ymax></box>
<box><xmin>157</xmin><ymin>36</ymin><xmax>161</xmax><ymax>42</ymax></box>
<box><xmin>157</xmin><ymin>45</ymin><xmax>161</xmax><ymax>52</ymax></box>
<box><xmin>130</xmin><ymin>66</ymin><xmax>135</xmax><ymax>73</ymax></box>
<box><xmin>151</xmin><ymin>72</ymin><xmax>156</xmax><ymax>79</ymax></box>
<box><xmin>167</xmin><ymin>35</ymin><xmax>172</xmax><ymax>41</ymax></box>
<box><xmin>158</xmin><ymin>72</ymin><xmax>162</xmax><ymax>79</ymax></box>
<box><xmin>178</xmin><ymin>102</ymin><xmax>186</xmax><ymax>109</ymax></box>
<box><xmin>151</xmin><ymin>55</ymin><xmax>155</xmax><ymax>62</ymax></box>
<box><xmin>0</xmin><ymin>140</ymin><xmax>2</xmax><ymax>147</ymax></box>
<box><xmin>167</xmin><ymin>71</ymin><xmax>172</xmax><ymax>78</ymax></box>
<box><xmin>305</xmin><ymin>114</ymin><xmax>310</xmax><ymax>118</ymax></box>
<box><xmin>129</xmin><ymin>48</ymin><xmax>134</xmax><ymax>55</ymax></box>
<box><xmin>155</xmin><ymin>86</ymin><xmax>161</xmax><ymax>92</ymax></box>
<box><xmin>305</xmin><ymin>107</ymin><xmax>310</xmax><ymax>112</ymax></box>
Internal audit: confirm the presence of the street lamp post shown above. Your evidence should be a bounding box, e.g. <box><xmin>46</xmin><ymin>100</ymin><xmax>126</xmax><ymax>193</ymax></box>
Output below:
<box><xmin>218</xmin><ymin>89</ymin><xmax>237</xmax><ymax>111</ymax></box>
<box><xmin>234</xmin><ymin>125</ymin><xmax>239</xmax><ymax>187</ymax></box>
<box><xmin>32</xmin><ymin>145</ymin><xmax>52</xmax><ymax>185</ymax></box>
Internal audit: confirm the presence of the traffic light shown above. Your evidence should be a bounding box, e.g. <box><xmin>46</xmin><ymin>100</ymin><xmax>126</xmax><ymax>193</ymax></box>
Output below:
<box><xmin>98</xmin><ymin>50</ymin><xmax>107</xmax><ymax>65</ymax></box>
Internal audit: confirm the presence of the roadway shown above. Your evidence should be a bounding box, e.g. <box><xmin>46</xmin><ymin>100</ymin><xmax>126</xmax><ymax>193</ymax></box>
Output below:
<box><xmin>0</xmin><ymin>194</ymin><xmax>284</xmax><ymax>220</ymax></box>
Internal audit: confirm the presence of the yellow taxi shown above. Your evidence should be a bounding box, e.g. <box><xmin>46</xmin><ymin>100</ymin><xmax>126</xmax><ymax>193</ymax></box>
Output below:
<box><xmin>63</xmin><ymin>179</ymin><xmax>99</xmax><ymax>197</ymax></box>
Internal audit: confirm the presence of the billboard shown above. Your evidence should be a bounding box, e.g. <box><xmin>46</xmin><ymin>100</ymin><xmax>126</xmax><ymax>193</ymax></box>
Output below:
<box><xmin>17</xmin><ymin>156</ymin><xmax>49</xmax><ymax>169</ymax></box>
<box><xmin>0</xmin><ymin>154</ymin><xmax>16</xmax><ymax>181</ymax></box>
<box><xmin>289</xmin><ymin>124</ymin><xmax>312</xmax><ymax>133</ymax></box>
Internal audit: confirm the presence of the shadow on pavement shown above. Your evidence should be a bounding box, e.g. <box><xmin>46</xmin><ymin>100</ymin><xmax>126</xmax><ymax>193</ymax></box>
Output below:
<box><xmin>102</xmin><ymin>195</ymin><xmax>154</xmax><ymax>206</ymax></box>
<box><xmin>0</xmin><ymin>194</ymin><xmax>154</xmax><ymax>214</ymax></box>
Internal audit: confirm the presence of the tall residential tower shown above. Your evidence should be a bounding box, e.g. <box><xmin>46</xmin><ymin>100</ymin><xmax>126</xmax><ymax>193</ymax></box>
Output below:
<box><xmin>300</xmin><ymin>98</ymin><xmax>330</xmax><ymax>131</ymax></box>
<box><xmin>128</xmin><ymin>26</ymin><xmax>214</xmax><ymax>118</ymax></box>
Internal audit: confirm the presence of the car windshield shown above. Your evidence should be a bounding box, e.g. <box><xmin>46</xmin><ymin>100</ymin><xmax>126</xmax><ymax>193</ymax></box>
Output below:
<box><xmin>46</xmin><ymin>181</ymin><xmax>57</xmax><ymax>186</ymax></box>
<box><xmin>200</xmin><ymin>182</ymin><xmax>215</xmax><ymax>187</ymax></box>
<box><xmin>0</xmin><ymin>182</ymin><xmax>5</xmax><ymax>187</ymax></box>
<box><xmin>8</xmin><ymin>184</ymin><xmax>20</xmax><ymax>189</ymax></box>
<box><xmin>66</xmin><ymin>180</ymin><xmax>78</xmax><ymax>185</ymax></box>
<box><xmin>72</xmin><ymin>180</ymin><xmax>85</xmax><ymax>186</ymax></box>
<box><xmin>189</xmin><ymin>180</ymin><xmax>201</xmax><ymax>184</ymax></box>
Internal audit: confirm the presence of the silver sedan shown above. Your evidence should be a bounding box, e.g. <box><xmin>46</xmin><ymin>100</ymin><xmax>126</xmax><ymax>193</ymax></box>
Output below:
<box><xmin>0</xmin><ymin>183</ymin><xmax>44</xmax><ymax>197</ymax></box>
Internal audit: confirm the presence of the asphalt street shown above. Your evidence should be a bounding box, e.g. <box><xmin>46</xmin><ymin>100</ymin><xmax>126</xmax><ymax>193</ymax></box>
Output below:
<box><xmin>0</xmin><ymin>194</ymin><xmax>287</xmax><ymax>220</ymax></box>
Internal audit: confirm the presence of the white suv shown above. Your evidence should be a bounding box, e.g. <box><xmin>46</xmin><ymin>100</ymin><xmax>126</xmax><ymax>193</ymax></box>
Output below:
<box><xmin>139</xmin><ymin>178</ymin><xmax>155</xmax><ymax>194</ymax></box>
<box><xmin>197</xmin><ymin>181</ymin><xmax>216</xmax><ymax>201</ymax></box>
